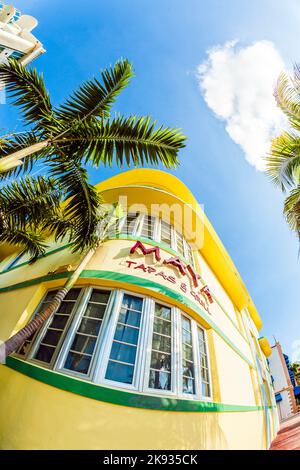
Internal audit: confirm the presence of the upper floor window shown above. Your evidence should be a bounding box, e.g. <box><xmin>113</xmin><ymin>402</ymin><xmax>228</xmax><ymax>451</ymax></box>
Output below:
<box><xmin>16</xmin><ymin>287</ymin><xmax>212</xmax><ymax>401</ymax></box>
<box><xmin>112</xmin><ymin>212</ymin><xmax>194</xmax><ymax>266</ymax></box>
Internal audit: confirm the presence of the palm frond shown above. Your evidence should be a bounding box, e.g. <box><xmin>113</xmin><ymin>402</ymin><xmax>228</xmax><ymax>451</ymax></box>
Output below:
<box><xmin>284</xmin><ymin>185</ymin><xmax>300</xmax><ymax>236</ymax></box>
<box><xmin>266</xmin><ymin>132</ymin><xmax>300</xmax><ymax>190</ymax></box>
<box><xmin>0</xmin><ymin>59</ymin><xmax>52</xmax><ymax>127</ymax></box>
<box><xmin>0</xmin><ymin>227</ymin><xmax>47</xmax><ymax>261</ymax></box>
<box><xmin>0</xmin><ymin>175</ymin><xmax>63</xmax><ymax>230</ymax></box>
<box><xmin>275</xmin><ymin>72</ymin><xmax>300</xmax><ymax>127</ymax></box>
<box><xmin>49</xmin><ymin>158</ymin><xmax>102</xmax><ymax>252</ymax></box>
<box><xmin>55</xmin><ymin>59</ymin><xmax>133</xmax><ymax>121</ymax></box>
<box><xmin>55</xmin><ymin>116</ymin><xmax>186</xmax><ymax>169</ymax></box>
<box><xmin>0</xmin><ymin>131</ymin><xmax>46</xmax><ymax>177</ymax></box>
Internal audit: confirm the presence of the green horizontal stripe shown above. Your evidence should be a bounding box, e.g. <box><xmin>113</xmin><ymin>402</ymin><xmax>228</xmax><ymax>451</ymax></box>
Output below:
<box><xmin>6</xmin><ymin>357</ymin><xmax>271</xmax><ymax>413</ymax></box>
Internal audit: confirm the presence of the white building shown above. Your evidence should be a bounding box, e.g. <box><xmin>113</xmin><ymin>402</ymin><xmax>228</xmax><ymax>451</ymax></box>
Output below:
<box><xmin>268</xmin><ymin>342</ymin><xmax>297</xmax><ymax>421</ymax></box>
<box><xmin>0</xmin><ymin>3</ymin><xmax>45</xmax><ymax>66</ymax></box>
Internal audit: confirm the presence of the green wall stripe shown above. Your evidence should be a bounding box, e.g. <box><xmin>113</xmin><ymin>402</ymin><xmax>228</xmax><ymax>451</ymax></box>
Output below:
<box><xmin>0</xmin><ymin>269</ymin><xmax>254</xmax><ymax>369</ymax></box>
<box><xmin>0</xmin><ymin>243</ymin><xmax>73</xmax><ymax>275</ymax></box>
<box><xmin>6</xmin><ymin>357</ymin><xmax>272</xmax><ymax>413</ymax></box>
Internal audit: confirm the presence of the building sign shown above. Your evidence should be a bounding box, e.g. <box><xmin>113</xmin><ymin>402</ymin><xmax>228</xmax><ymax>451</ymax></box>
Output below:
<box><xmin>126</xmin><ymin>241</ymin><xmax>214</xmax><ymax>314</ymax></box>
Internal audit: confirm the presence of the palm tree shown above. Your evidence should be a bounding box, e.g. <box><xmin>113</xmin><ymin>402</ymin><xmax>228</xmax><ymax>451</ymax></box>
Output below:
<box><xmin>266</xmin><ymin>66</ymin><xmax>300</xmax><ymax>239</ymax></box>
<box><xmin>0</xmin><ymin>175</ymin><xmax>67</xmax><ymax>261</ymax></box>
<box><xmin>0</xmin><ymin>59</ymin><xmax>186</xmax><ymax>362</ymax></box>
<box><xmin>290</xmin><ymin>362</ymin><xmax>300</xmax><ymax>385</ymax></box>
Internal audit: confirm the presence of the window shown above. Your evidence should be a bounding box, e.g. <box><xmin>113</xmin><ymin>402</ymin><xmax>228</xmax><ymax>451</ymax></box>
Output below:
<box><xmin>160</xmin><ymin>220</ymin><xmax>172</xmax><ymax>247</ymax></box>
<box><xmin>63</xmin><ymin>290</ymin><xmax>111</xmax><ymax>375</ymax></box>
<box><xmin>105</xmin><ymin>294</ymin><xmax>143</xmax><ymax>384</ymax></box>
<box><xmin>110</xmin><ymin>212</ymin><xmax>194</xmax><ymax>266</ymax></box>
<box><xmin>16</xmin><ymin>288</ymin><xmax>211</xmax><ymax>400</ymax></box>
<box><xmin>148</xmin><ymin>303</ymin><xmax>172</xmax><ymax>391</ymax></box>
<box><xmin>32</xmin><ymin>289</ymin><xmax>81</xmax><ymax>366</ymax></box>
<box><xmin>140</xmin><ymin>215</ymin><xmax>155</xmax><ymax>240</ymax></box>
<box><xmin>198</xmin><ymin>327</ymin><xmax>211</xmax><ymax>397</ymax></box>
<box><xmin>181</xmin><ymin>315</ymin><xmax>195</xmax><ymax>395</ymax></box>
<box><xmin>121</xmin><ymin>212</ymin><xmax>140</xmax><ymax>235</ymax></box>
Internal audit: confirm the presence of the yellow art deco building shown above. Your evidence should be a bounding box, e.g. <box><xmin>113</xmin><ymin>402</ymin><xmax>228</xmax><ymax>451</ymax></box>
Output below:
<box><xmin>0</xmin><ymin>169</ymin><xmax>278</xmax><ymax>450</ymax></box>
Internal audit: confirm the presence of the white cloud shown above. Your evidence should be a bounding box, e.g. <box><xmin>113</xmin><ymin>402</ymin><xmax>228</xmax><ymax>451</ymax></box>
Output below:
<box><xmin>197</xmin><ymin>40</ymin><xmax>287</xmax><ymax>171</ymax></box>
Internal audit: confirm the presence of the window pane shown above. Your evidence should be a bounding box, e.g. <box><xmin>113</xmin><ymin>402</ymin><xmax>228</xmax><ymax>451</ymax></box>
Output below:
<box><xmin>153</xmin><ymin>317</ymin><xmax>171</xmax><ymax>336</ymax></box>
<box><xmin>121</xmin><ymin>213</ymin><xmax>139</xmax><ymax>235</ymax></box>
<box><xmin>149</xmin><ymin>303</ymin><xmax>172</xmax><ymax>391</ymax></box>
<box><xmin>122</xmin><ymin>294</ymin><xmax>143</xmax><ymax>312</ymax></box>
<box><xmin>183</xmin><ymin>376</ymin><xmax>195</xmax><ymax>394</ymax></box>
<box><xmin>90</xmin><ymin>290</ymin><xmax>110</xmax><ymax>304</ymax></box>
<box><xmin>78</xmin><ymin>318</ymin><xmax>101</xmax><ymax>336</ymax></box>
<box><xmin>65</xmin><ymin>289</ymin><xmax>81</xmax><ymax>301</ymax></box>
<box><xmin>50</xmin><ymin>314</ymin><xmax>69</xmax><ymax>330</ymax></box>
<box><xmin>114</xmin><ymin>324</ymin><xmax>139</xmax><ymax>345</ymax></box>
<box><xmin>181</xmin><ymin>316</ymin><xmax>195</xmax><ymax>394</ymax></box>
<box><xmin>105</xmin><ymin>294</ymin><xmax>144</xmax><ymax>385</ymax></box>
<box><xmin>160</xmin><ymin>220</ymin><xmax>172</xmax><ymax>246</ymax></box>
<box><xmin>84</xmin><ymin>303</ymin><xmax>106</xmax><ymax>319</ymax></box>
<box><xmin>42</xmin><ymin>329</ymin><xmax>62</xmax><ymax>347</ymax></box>
<box><xmin>31</xmin><ymin>288</ymin><xmax>80</xmax><ymax>365</ymax></box>
<box><xmin>152</xmin><ymin>333</ymin><xmax>171</xmax><ymax>353</ymax></box>
<box><xmin>106</xmin><ymin>361</ymin><xmax>134</xmax><ymax>384</ymax></box>
<box><xmin>56</xmin><ymin>301</ymin><xmax>74</xmax><ymax>315</ymax></box>
<box><xmin>149</xmin><ymin>369</ymin><xmax>171</xmax><ymax>390</ymax></box>
<box><xmin>150</xmin><ymin>351</ymin><xmax>171</xmax><ymax>371</ymax></box>
<box><xmin>176</xmin><ymin>231</ymin><xmax>184</xmax><ymax>256</ymax></box>
<box><xmin>140</xmin><ymin>215</ymin><xmax>155</xmax><ymax>239</ymax></box>
<box><xmin>154</xmin><ymin>304</ymin><xmax>171</xmax><ymax>321</ymax></box>
<box><xmin>64</xmin><ymin>352</ymin><xmax>91</xmax><ymax>374</ymax></box>
<box><xmin>63</xmin><ymin>289</ymin><xmax>111</xmax><ymax>375</ymax></box>
<box><xmin>198</xmin><ymin>327</ymin><xmax>211</xmax><ymax>397</ymax></box>
<box><xmin>110</xmin><ymin>343</ymin><xmax>137</xmax><ymax>364</ymax></box>
<box><xmin>35</xmin><ymin>344</ymin><xmax>55</xmax><ymax>363</ymax></box>
<box><xmin>119</xmin><ymin>308</ymin><xmax>141</xmax><ymax>328</ymax></box>
<box><xmin>70</xmin><ymin>334</ymin><xmax>97</xmax><ymax>355</ymax></box>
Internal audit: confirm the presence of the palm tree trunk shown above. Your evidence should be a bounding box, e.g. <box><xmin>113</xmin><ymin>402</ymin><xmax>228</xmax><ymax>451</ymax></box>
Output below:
<box><xmin>0</xmin><ymin>247</ymin><xmax>96</xmax><ymax>364</ymax></box>
<box><xmin>0</xmin><ymin>140</ymin><xmax>49</xmax><ymax>173</ymax></box>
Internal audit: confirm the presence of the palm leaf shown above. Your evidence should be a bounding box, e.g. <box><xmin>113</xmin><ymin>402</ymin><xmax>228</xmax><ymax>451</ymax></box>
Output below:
<box><xmin>0</xmin><ymin>227</ymin><xmax>47</xmax><ymax>261</ymax></box>
<box><xmin>55</xmin><ymin>59</ymin><xmax>133</xmax><ymax>121</ymax></box>
<box><xmin>48</xmin><ymin>158</ymin><xmax>102</xmax><ymax>252</ymax></box>
<box><xmin>0</xmin><ymin>176</ymin><xmax>63</xmax><ymax>230</ymax></box>
<box><xmin>266</xmin><ymin>132</ymin><xmax>300</xmax><ymax>190</ymax></box>
<box><xmin>0</xmin><ymin>60</ymin><xmax>52</xmax><ymax>127</ymax></box>
<box><xmin>55</xmin><ymin>116</ymin><xmax>186</xmax><ymax>169</ymax></box>
<box><xmin>284</xmin><ymin>185</ymin><xmax>300</xmax><ymax>235</ymax></box>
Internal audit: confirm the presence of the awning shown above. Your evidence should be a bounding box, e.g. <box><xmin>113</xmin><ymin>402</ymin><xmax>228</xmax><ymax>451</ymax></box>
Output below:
<box><xmin>275</xmin><ymin>393</ymin><xmax>282</xmax><ymax>403</ymax></box>
<box><xmin>294</xmin><ymin>386</ymin><xmax>300</xmax><ymax>397</ymax></box>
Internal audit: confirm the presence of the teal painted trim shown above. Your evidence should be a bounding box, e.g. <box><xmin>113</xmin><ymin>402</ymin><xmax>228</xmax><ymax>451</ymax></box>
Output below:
<box><xmin>0</xmin><ymin>271</ymin><xmax>72</xmax><ymax>293</ymax></box>
<box><xmin>0</xmin><ymin>243</ymin><xmax>73</xmax><ymax>275</ymax></box>
<box><xmin>0</xmin><ymin>268</ymin><xmax>255</xmax><ymax>368</ymax></box>
<box><xmin>5</xmin><ymin>357</ymin><xmax>269</xmax><ymax>413</ymax></box>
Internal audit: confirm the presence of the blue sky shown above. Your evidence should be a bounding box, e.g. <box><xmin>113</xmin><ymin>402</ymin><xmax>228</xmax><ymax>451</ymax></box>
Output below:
<box><xmin>3</xmin><ymin>0</ymin><xmax>300</xmax><ymax>356</ymax></box>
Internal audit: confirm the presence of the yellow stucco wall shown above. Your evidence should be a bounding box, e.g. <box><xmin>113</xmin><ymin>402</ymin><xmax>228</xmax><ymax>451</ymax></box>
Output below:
<box><xmin>0</xmin><ymin>169</ymin><xmax>278</xmax><ymax>449</ymax></box>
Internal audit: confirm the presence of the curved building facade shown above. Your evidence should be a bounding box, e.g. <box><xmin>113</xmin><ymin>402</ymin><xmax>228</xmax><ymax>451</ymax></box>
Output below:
<box><xmin>0</xmin><ymin>169</ymin><xmax>278</xmax><ymax>449</ymax></box>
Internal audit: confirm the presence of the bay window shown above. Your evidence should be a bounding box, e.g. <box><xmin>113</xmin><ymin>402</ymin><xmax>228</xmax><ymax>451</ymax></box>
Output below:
<box><xmin>16</xmin><ymin>287</ymin><xmax>212</xmax><ymax>400</ymax></box>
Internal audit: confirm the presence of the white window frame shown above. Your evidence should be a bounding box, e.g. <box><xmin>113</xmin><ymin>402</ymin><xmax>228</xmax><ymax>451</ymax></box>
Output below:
<box><xmin>142</xmin><ymin>298</ymin><xmax>179</xmax><ymax>397</ymax></box>
<box><xmin>54</xmin><ymin>287</ymin><xmax>115</xmax><ymax>381</ymax></box>
<box><xmin>14</xmin><ymin>287</ymin><xmax>212</xmax><ymax>401</ymax></box>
